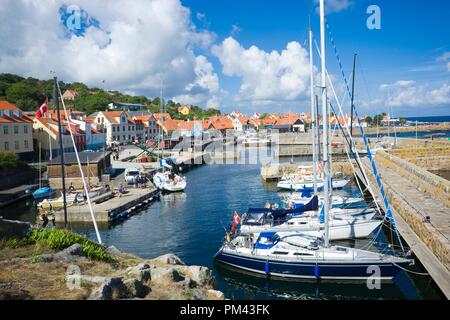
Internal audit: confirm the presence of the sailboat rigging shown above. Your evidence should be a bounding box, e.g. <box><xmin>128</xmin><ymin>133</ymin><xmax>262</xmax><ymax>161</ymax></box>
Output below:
<box><xmin>214</xmin><ymin>0</ymin><xmax>413</xmax><ymax>280</ymax></box>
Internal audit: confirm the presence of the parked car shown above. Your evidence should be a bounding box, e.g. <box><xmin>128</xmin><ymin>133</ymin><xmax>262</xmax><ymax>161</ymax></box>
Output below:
<box><xmin>124</xmin><ymin>168</ymin><xmax>140</xmax><ymax>184</ymax></box>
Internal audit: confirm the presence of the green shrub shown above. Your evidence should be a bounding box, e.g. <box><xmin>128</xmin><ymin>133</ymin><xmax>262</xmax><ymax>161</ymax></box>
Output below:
<box><xmin>24</xmin><ymin>229</ymin><xmax>114</xmax><ymax>262</ymax></box>
<box><xmin>0</xmin><ymin>152</ymin><xmax>21</xmax><ymax>169</ymax></box>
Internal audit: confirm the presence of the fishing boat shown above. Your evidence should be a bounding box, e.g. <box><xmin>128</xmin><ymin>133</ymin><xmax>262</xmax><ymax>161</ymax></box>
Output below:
<box><xmin>214</xmin><ymin>232</ymin><xmax>413</xmax><ymax>280</ymax></box>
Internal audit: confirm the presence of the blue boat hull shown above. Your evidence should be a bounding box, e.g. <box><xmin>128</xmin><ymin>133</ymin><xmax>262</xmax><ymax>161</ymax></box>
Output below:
<box><xmin>214</xmin><ymin>250</ymin><xmax>409</xmax><ymax>280</ymax></box>
<box><xmin>32</xmin><ymin>187</ymin><xmax>56</xmax><ymax>200</ymax></box>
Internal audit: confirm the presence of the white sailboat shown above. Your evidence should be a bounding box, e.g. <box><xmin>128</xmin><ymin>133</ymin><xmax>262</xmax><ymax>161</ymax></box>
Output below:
<box><xmin>152</xmin><ymin>84</ymin><xmax>186</xmax><ymax>193</ymax></box>
<box><xmin>214</xmin><ymin>0</ymin><xmax>413</xmax><ymax>280</ymax></box>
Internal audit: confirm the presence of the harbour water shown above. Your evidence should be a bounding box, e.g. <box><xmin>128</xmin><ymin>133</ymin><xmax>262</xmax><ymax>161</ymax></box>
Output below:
<box><xmin>0</xmin><ymin>149</ymin><xmax>445</xmax><ymax>300</ymax></box>
<box><xmin>366</xmin><ymin>130</ymin><xmax>450</xmax><ymax>139</ymax></box>
<box><xmin>404</xmin><ymin>116</ymin><xmax>450</xmax><ymax>123</ymax></box>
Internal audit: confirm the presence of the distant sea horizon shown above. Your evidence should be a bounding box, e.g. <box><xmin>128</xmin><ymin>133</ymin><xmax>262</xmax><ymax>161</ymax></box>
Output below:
<box><xmin>403</xmin><ymin>115</ymin><xmax>450</xmax><ymax>123</ymax></box>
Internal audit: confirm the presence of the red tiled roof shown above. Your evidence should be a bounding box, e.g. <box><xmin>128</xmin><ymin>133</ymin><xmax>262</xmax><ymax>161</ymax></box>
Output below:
<box><xmin>161</xmin><ymin>119</ymin><xmax>194</xmax><ymax>132</ymax></box>
<box><xmin>237</xmin><ymin>116</ymin><xmax>251</xmax><ymax>124</ymax></box>
<box><xmin>100</xmin><ymin>111</ymin><xmax>135</xmax><ymax>125</ymax></box>
<box><xmin>209</xmin><ymin>115</ymin><xmax>234</xmax><ymax>130</ymax></box>
<box><xmin>0</xmin><ymin>100</ymin><xmax>19</xmax><ymax>111</ymax></box>
<box><xmin>153</xmin><ymin>113</ymin><xmax>172</xmax><ymax>121</ymax></box>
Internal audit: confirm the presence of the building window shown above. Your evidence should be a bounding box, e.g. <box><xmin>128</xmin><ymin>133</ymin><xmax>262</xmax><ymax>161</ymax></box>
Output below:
<box><xmin>24</xmin><ymin>140</ymin><xmax>29</xmax><ymax>149</ymax></box>
<box><xmin>4</xmin><ymin>142</ymin><xmax>9</xmax><ymax>151</ymax></box>
<box><xmin>123</xmin><ymin>126</ymin><xmax>125</xmax><ymax>131</ymax></box>
<box><xmin>24</xmin><ymin>126</ymin><xmax>28</xmax><ymax>134</ymax></box>
<box><xmin>123</xmin><ymin>135</ymin><xmax>125</xmax><ymax>140</ymax></box>
<box><xmin>14</xmin><ymin>126</ymin><xmax>19</xmax><ymax>134</ymax></box>
<box><xmin>15</xmin><ymin>141</ymin><xmax>19</xmax><ymax>150</ymax></box>
<box><xmin>3</xmin><ymin>126</ymin><xmax>8</xmax><ymax>135</ymax></box>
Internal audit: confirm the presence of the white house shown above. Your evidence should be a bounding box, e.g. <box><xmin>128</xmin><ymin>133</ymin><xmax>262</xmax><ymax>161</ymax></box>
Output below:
<box><xmin>93</xmin><ymin>111</ymin><xmax>137</xmax><ymax>146</ymax></box>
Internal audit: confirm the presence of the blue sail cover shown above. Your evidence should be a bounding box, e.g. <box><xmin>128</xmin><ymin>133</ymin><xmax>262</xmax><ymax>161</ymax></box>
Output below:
<box><xmin>248</xmin><ymin>196</ymin><xmax>319</xmax><ymax>218</ymax></box>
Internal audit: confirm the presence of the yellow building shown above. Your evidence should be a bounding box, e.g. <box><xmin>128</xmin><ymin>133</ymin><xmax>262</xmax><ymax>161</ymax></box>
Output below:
<box><xmin>0</xmin><ymin>100</ymin><xmax>34</xmax><ymax>160</ymax></box>
<box><xmin>177</xmin><ymin>105</ymin><xmax>192</xmax><ymax>116</ymax></box>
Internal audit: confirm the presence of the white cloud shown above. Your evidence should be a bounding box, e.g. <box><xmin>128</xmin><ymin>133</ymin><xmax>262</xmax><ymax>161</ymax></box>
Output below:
<box><xmin>0</xmin><ymin>0</ymin><xmax>219</xmax><ymax>107</ymax></box>
<box><xmin>379</xmin><ymin>80</ymin><xmax>450</xmax><ymax>108</ymax></box>
<box><xmin>436</xmin><ymin>52</ymin><xmax>450</xmax><ymax>62</ymax></box>
<box><xmin>172</xmin><ymin>55</ymin><xmax>226</xmax><ymax>108</ymax></box>
<box><xmin>212</xmin><ymin>37</ymin><xmax>314</xmax><ymax>107</ymax></box>
<box><xmin>435</xmin><ymin>52</ymin><xmax>450</xmax><ymax>72</ymax></box>
<box><xmin>315</xmin><ymin>0</ymin><xmax>352</xmax><ymax>14</ymax></box>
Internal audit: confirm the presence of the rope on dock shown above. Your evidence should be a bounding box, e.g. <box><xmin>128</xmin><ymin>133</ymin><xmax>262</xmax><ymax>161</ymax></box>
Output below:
<box><xmin>392</xmin><ymin>262</ymin><xmax>430</xmax><ymax>276</ymax></box>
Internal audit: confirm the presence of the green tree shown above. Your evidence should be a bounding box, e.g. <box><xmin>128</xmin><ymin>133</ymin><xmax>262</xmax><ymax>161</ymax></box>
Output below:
<box><xmin>5</xmin><ymin>82</ymin><xmax>44</xmax><ymax>110</ymax></box>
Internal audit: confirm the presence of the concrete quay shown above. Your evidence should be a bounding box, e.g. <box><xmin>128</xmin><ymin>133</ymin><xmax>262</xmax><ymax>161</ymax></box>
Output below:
<box><xmin>53</xmin><ymin>187</ymin><xmax>160</xmax><ymax>223</ymax></box>
<box><xmin>355</xmin><ymin>149</ymin><xmax>450</xmax><ymax>298</ymax></box>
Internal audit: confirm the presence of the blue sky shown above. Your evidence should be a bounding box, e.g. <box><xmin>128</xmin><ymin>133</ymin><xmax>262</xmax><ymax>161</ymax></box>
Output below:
<box><xmin>183</xmin><ymin>0</ymin><xmax>450</xmax><ymax>116</ymax></box>
<box><xmin>1</xmin><ymin>0</ymin><xmax>449</xmax><ymax>116</ymax></box>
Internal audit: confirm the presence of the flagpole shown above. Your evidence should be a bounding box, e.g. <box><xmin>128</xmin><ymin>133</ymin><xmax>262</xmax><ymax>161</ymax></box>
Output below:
<box><xmin>54</xmin><ymin>76</ymin><xmax>68</xmax><ymax>227</ymax></box>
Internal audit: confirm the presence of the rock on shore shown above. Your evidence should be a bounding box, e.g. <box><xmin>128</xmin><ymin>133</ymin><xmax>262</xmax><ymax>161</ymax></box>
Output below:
<box><xmin>0</xmin><ymin>243</ymin><xmax>223</xmax><ymax>300</ymax></box>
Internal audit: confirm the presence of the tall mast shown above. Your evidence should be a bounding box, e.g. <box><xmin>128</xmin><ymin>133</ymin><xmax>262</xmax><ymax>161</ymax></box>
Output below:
<box><xmin>160</xmin><ymin>83</ymin><xmax>164</xmax><ymax>165</ymax></box>
<box><xmin>54</xmin><ymin>77</ymin><xmax>68</xmax><ymax>227</ymax></box>
<box><xmin>350</xmin><ymin>54</ymin><xmax>357</xmax><ymax>142</ymax></box>
<box><xmin>320</xmin><ymin>0</ymin><xmax>330</xmax><ymax>247</ymax></box>
<box><xmin>315</xmin><ymin>95</ymin><xmax>321</xmax><ymax>161</ymax></box>
<box><xmin>39</xmin><ymin>142</ymin><xmax>42</xmax><ymax>189</ymax></box>
<box><xmin>309</xmin><ymin>28</ymin><xmax>318</xmax><ymax>195</ymax></box>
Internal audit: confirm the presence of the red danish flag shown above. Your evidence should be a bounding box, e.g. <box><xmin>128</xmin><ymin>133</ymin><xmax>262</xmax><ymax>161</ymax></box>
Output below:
<box><xmin>231</xmin><ymin>211</ymin><xmax>241</xmax><ymax>237</ymax></box>
<box><xmin>36</xmin><ymin>98</ymin><xmax>48</xmax><ymax>119</ymax></box>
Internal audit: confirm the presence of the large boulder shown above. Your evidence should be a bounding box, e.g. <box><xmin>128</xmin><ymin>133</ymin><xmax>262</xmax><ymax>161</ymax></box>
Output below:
<box><xmin>150</xmin><ymin>266</ymin><xmax>184</xmax><ymax>284</ymax></box>
<box><xmin>207</xmin><ymin>289</ymin><xmax>225</xmax><ymax>300</ymax></box>
<box><xmin>61</xmin><ymin>244</ymin><xmax>84</xmax><ymax>256</ymax></box>
<box><xmin>88</xmin><ymin>277</ymin><xmax>129</xmax><ymax>300</ymax></box>
<box><xmin>35</xmin><ymin>253</ymin><xmax>54</xmax><ymax>263</ymax></box>
<box><xmin>55</xmin><ymin>244</ymin><xmax>84</xmax><ymax>262</ymax></box>
<box><xmin>106</xmin><ymin>245</ymin><xmax>126</xmax><ymax>257</ymax></box>
<box><xmin>126</xmin><ymin>263</ymin><xmax>151</xmax><ymax>283</ymax></box>
<box><xmin>123</xmin><ymin>278</ymin><xmax>147</xmax><ymax>298</ymax></box>
<box><xmin>152</xmin><ymin>254</ymin><xmax>185</xmax><ymax>266</ymax></box>
<box><xmin>177</xmin><ymin>266</ymin><xmax>214</xmax><ymax>287</ymax></box>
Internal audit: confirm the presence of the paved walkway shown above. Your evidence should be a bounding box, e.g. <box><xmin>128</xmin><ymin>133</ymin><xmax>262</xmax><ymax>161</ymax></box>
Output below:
<box><xmin>358</xmin><ymin>157</ymin><xmax>450</xmax><ymax>298</ymax></box>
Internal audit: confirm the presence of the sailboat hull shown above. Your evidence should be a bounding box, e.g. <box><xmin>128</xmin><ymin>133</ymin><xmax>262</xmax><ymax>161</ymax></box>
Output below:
<box><xmin>32</xmin><ymin>187</ymin><xmax>56</xmax><ymax>200</ymax></box>
<box><xmin>214</xmin><ymin>250</ymin><xmax>410</xmax><ymax>280</ymax></box>
<box><xmin>277</xmin><ymin>178</ymin><xmax>349</xmax><ymax>191</ymax></box>
<box><xmin>240</xmin><ymin>219</ymin><xmax>382</xmax><ymax>241</ymax></box>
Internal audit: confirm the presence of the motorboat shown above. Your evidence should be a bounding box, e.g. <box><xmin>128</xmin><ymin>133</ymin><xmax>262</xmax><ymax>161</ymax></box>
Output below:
<box><xmin>153</xmin><ymin>171</ymin><xmax>187</xmax><ymax>193</ymax></box>
<box><xmin>243</xmin><ymin>136</ymin><xmax>271</xmax><ymax>147</ymax></box>
<box><xmin>37</xmin><ymin>193</ymin><xmax>83</xmax><ymax>210</ymax></box>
